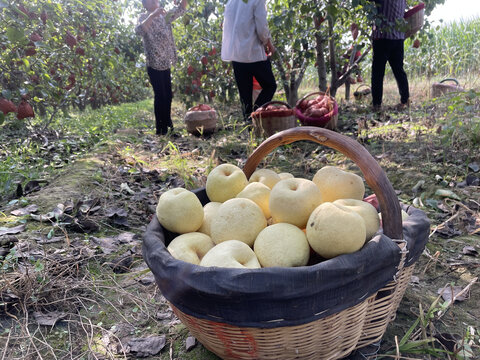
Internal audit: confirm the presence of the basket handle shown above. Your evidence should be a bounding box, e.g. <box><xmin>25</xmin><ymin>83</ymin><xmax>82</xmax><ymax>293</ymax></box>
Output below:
<box><xmin>439</xmin><ymin>78</ymin><xmax>459</xmax><ymax>86</ymax></box>
<box><xmin>257</xmin><ymin>100</ymin><xmax>292</xmax><ymax>110</ymax></box>
<box><xmin>243</xmin><ymin>127</ymin><xmax>403</xmax><ymax>240</ymax></box>
<box><xmin>355</xmin><ymin>83</ymin><xmax>371</xmax><ymax>92</ymax></box>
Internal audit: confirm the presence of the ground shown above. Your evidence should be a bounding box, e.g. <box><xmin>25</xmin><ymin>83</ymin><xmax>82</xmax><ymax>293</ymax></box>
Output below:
<box><xmin>0</xmin><ymin>85</ymin><xmax>479</xmax><ymax>359</ymax></box>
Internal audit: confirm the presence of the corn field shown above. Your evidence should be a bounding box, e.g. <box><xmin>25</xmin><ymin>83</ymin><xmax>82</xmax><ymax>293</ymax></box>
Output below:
<box><xmin>403</xmin><ymin>18</ymin><xmax>480</xmax><ymax>79</ymax></box>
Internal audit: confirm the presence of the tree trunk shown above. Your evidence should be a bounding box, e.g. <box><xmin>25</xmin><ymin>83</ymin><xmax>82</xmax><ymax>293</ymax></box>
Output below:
<box><xmin>315</xmin><ymin>32</ymin><xmax>328</xmax><ymax>92</ymax></box>
<box><xmin>328</xmin><ymin>16</ymin><xmax>338</xmax><ymax>97</ymax></box>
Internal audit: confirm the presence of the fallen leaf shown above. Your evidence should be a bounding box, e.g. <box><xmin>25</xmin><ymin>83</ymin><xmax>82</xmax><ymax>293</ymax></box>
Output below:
<box><xmin>127</xmin><ymin>336</ymin><xmax>166</xmax><ymax>357</ymax></box>
<box><xmin>437</xmin><ymin>285</ymin><xmax>469</xmax><ymax>302</ymax></box>
<box><xmin>435</xmin><ymin>189</ymin><xmax>461</xmax><ymax>200</ymax></box>
<box><xmin>0</xmin><ymin>224</ymin><xmax>26</xmax><ymax>236</ymax></box>
<box><xmin>462</xmin><ymin>246</ymin><xmax>478</xmax><ymax>256</ymax></box>
<box><xmin>33</xmin><ymin>311</ymin><xmax>68</xmax><ymax>326</ymax></box>
<box><xmin>10</xmin><ymin>204</ymin><xmax>39</xmax><ymax>216</ymax></box>
<box><xmin>120</xmin><ymin>183</ymin><xmax>135</xmax><ymax>195</ymax></box>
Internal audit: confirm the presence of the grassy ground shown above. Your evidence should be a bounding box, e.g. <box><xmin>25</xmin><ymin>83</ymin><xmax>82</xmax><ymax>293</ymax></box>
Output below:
<box><xmin>0</xmin><ymin>78</ymin><xmax>479</xmax><ymax>359</ymax></box>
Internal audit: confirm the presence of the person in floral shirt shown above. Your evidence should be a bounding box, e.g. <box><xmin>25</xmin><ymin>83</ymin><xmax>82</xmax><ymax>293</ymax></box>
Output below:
<box><xmin>136</xmin><ymin>0</ymin><xmax>187</xmax><ymax>135</ymax></box>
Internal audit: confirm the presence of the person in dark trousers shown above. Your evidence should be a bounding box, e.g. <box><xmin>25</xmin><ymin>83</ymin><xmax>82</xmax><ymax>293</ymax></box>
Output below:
<box><xmin>136</xmin><ymin>0</ymin><xmax>187</xmax><ymax>135</ymax></box>
<box><xmin>221</xmin><ymin>0</ymin><xmax>277</xmax><ymax>122</ymax></box>
<box><xmin>371</xmin><ymin>0</ymin><xmax>410</xmax><ymax>111</ymax></box>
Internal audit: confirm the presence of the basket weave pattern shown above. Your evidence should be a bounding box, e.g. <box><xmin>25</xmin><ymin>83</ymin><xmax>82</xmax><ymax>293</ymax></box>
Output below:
<box><xmin>170</xmin><ymin>265</ymin><xmax>414</xmax><ymax>360</ymax></box>
<box><xmin>404</xmin><ymin>4</ymin><xmax>425</xmax><ymax>38</ymax></box>
<box><xmin>251</xmin><ymin>101</ymin><xmax>297</xmax><ymax>137</ymax></box>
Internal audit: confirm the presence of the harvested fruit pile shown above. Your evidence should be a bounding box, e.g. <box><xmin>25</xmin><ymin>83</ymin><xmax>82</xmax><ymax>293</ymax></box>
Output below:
<box><xmin>296</xmin><ymin>94</ymin><xmax>334</xmax><ymax>118</ymax></box>
<box><xmin>156</xmin><ymin>163</ymin><xmax>393</xmax><ymax>269</ymax></box>
<box><xmin>188</xmin><ymin>104</ymin><xmax>212</xmax><ymax>112</ymax></box>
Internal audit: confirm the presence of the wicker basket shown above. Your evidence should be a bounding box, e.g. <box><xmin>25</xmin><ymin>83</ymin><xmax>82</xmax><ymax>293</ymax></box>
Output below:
<box><xmin>404</xmin><ymin>3</ymin><xmax>425</xmax><ymax>38</ymax></box>
<box><xmin>144</xmin><ymin>127</ymin><xmax>430</xmax><ymax>360</ymax></box>
<box><xmin>184</xmin><ymin>108</ymin><xmax>217</xmax><ymax>136</ymax></box>
<box><xmin>251</xmin><ymin>101</ymin><xmax>297</xmax><ymax>137</ymax></box>
<box><xmin>294</xmin><ymin>92</ymin><xmax>338</xmax><ymax>130</ymax></box>
<box><xmin>353</xmin><ymin>84</ymin><xmax>372</xmax><ymax>102</ymax></box>
<box><xmin>431</xmin><ymin>78</ymin><xmax>464</xmax><ymax>98</ymax></box>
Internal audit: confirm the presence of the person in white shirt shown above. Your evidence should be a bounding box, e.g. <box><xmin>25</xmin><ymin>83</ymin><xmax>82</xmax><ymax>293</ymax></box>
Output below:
<box><xmin>221</xmin><ymin>0</ymin><xmax>277</xmax><ymax>122</ymax></box>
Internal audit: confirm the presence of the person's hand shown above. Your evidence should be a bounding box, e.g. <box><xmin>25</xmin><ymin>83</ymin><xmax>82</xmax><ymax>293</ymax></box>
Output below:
<box><xmin>266</xmin><ymin>40</ymin><xmax>276</xmax><ymax>58</ymax></box>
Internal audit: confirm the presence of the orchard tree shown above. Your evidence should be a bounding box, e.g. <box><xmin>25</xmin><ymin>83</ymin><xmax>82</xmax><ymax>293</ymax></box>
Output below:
<box><xmin>172</xmin><ymin>0</ymin><xmax>238</xmax><ymax>107</ymax></box>
<box><xmin>0</xmin><ymin>0</ymin><xmax>149</xmax><ymax>128</ymax></box>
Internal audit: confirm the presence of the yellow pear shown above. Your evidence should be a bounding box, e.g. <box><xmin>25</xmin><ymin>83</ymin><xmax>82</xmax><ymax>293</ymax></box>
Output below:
<box><xmin>167</xmin><ymin>232</ymin><xmax>215</xmax><ymax>265</ymax></box>
<box><xmin>236</xmin><ymin>182</ymin><xmax>271</xmax><ymax>218</ymax></box>
<box><xmin>156</xmin><ymin>188</ymin><xmax>204</xmax><ymax>233</ymax></box>
<box><xmin>312</xmin><ymin>166</ymin><xmax>365</xmax><ymax>202</ymax></box>
<box><xmin>206</xmin><ymin>163</ymin><xmax>248</xmax><ymax>202</ymax></box>
<box><xmin>254</xmin><ymin>223</ymin><xmax>310</xmax><ymax>267</ymax></box>
<box><xmin>278</xmin><ymin>172</ymin><xmax>294</xmax><ymax>180</ymax></box>
<box><xmin>333</xmin><ymin>199</ymin><xmax>380</xmax><ymax>241</ymax></box>
<box><xmin>197</xmin><ymin>202</ymin><xmax>222</xmax><ymax>236</ymax></box>
<box><xmin>210</xmin><ymin>198</ymin><xmax>267</xmax><ymax>246</ymax></box>
<box><xmin>269</xmin><ymin>178</ymin><xmax>323</xmax><ymax>228</ymax></box>
<box><xmin>249</xmin><ymin>168</ymin><xmax>281</xmax><ymax>189</ymax></box>
<box><xmin>200</xmin><ymin>240</ymin><xmax>261</xmax><ymax>269</ymax></box>
<box><xmin>306</xmin><ymin>202</ymin><xmax>366</xmax><ymax>259</ymax></box>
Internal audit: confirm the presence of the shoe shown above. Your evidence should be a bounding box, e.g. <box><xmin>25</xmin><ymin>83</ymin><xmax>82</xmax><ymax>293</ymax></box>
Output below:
<box><xmin>394</xmin><ymin>99</ymin><xmax>410</xmax><ymax>110</ymax></box>
<box><xmin>372</xmin><ymin>104</ymin><xmax>381</xmax><ymax>112</ymax></box>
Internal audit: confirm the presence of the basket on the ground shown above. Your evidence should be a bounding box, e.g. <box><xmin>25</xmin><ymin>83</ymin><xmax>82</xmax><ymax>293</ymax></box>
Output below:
<box><xmin>294</xmin><ymin>92</ymin><xmax>338</xmax><ymax>130</ymax></box>
<box><xmin>184</xmin><ymin>105</ymin><xmax>217</xmax><ymax>136</ymax></box>
<box><xmin>353</xmin><ymin>84</ymin><xmax>372</xmax><ymax>102</ymax></box>
<box><xmin>143</xmin><ymin>127</ymin><xmax>430</xmax><ymax>360</ymax></box>
<box><xmin>251</xmin><ymin>101</ymin><xmax>297</xmax><ymax>137</ymax></box>
<box><xmin>404</xmin><ymin>3</ymin><xmax>425</xmax><ymax>38</ymax></box>
<box><xmin>431</xmin><ymin>78</ymin><xmax>464</xmax><ymax>98</ymax></box>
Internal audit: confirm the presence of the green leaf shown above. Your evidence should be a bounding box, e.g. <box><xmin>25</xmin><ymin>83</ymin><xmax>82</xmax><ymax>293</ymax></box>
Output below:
<box><xmin>22</xmin><ymin>58</ymin><xmax>30</xmax><ymax>68</ymax></box>
<box><xmin>0</xmin><ymin>113</ymin><xmax>4</xmax><ymax>126</ymax></box>
<box><xmin>6</xmin><ymin>26</ymin><xmax>24</xmax><ymax>43</ymax></box>
<box><xmin>435</xmin><ymin>189</ymin><xmax>461</xmax><ymax>200</ymax></box>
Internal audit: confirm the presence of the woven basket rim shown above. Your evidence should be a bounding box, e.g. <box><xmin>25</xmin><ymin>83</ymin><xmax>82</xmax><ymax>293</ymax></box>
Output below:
<box><xmin>404</xmin><ymin>2</ymin><xmax>425</xmax><ymax>18</ymax></box>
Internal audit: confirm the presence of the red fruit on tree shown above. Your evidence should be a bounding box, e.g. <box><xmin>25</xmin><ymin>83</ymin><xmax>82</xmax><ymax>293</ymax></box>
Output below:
<box><xmin>30</xmin><ymin>32</ymin><xmax>43</xmax><ymax>42</ymax></box>
<box><xmin>354</xmin><ymin>50</ymin><xmax>361</xmax><ymax>60</ymax></box>
<box><xmin>65</xmin><ymin>32</ymin><xmax>77</xmax><ymax>48</ymax></box>
<box><xmin>208</xmin><ymin>47</ymin><xmax>217</xmax><ymax>56</ymax></box>
<box><xmin>17</xmin><ymin>100</ymin><xmax>35</xmax><ymax>120</ymax></box>
<box><xmin>201</xmin><ymin>56</ymin><xmax>208</xmax><ymax>65</ymax></box>
<box><xmin>40</xmin><ymin>10</ymin><xmax>48</xmax><ymax>24</ymax></box>
<box><xmin>68</xmin><ymin>73</ymin><xmax>76</xmax><ymax>84</ymax></box>
<box><xmin>0</xmin><ymin>98</ymin><xmax>17</xmax><ymax>115</ymax></box>
<box><xmin>114</xmin><ymin>47</ymin><xmax>120</xmax><ymax>54</ymax></box>
<box><xmin>413</xmin><ymin>39</ymin><xmax>421</xmax><ymax>48</ymax></box>
<box><xmin>25</xmin><ymin>42</ymin><xmax>37</xmax><ymax>56</ymax></box>
<box><xmin>18</xmin><ymin>5</ymin><xmax>30</xmax><ymax>17</ymax></box>
<box><xmin>350</xmin><ymin>23</ymin><xmax>359</xmax><ymax>40</ymax></box>
<box><xmin>356</xmin><ymin>75</ymin><xmax>363</xmax><ymax>83</ymax></box>
<box><xmin>209</xmin><ymin>90</ymin><xmax>215</xmax><ymax>98</ymax></box>
<box><xmin>187</xmin><ymin>65</ymin><xmax>194</xmax><ymax>75</ymax></box>
<box><xmin>313</xmin><ymin>15</ymin><xmax>325</xmax><ymax>28</ymax></box>
<box><xmin>75</xmin><ymin>47</ymin><xmax>85</xmax><ymax>56</ymax></box>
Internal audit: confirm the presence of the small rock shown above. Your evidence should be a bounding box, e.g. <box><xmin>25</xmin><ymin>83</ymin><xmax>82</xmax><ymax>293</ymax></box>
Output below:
<box><xmin>186</xmin><ymin>336</ymin><xmax>196</xmax><ymax>351</ymax></box>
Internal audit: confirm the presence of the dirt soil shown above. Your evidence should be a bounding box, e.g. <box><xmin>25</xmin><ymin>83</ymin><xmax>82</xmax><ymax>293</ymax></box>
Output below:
<box><xmin>0</xmin><ymin>102</ymin><xmax>479</xmax><ymax>360</ymax></box>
